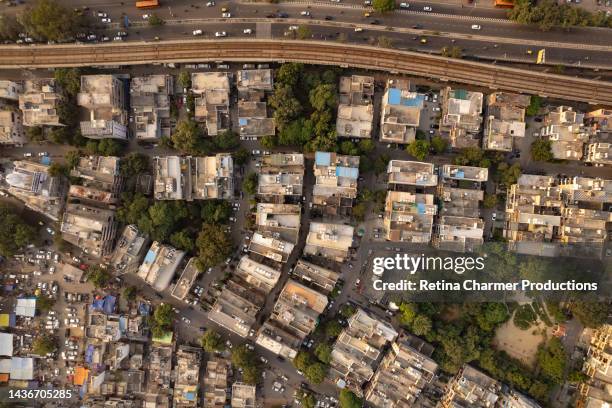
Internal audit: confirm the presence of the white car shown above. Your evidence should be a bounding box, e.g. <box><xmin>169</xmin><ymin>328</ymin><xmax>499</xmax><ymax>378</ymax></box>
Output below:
<box><xmin>300</xmin><ymin>11</ymin><xmax>311</xmax><ymax>16</ymax></box>
<box><xmin>423</xmin><ymin>6</ymin><xmax>432</xmax><ymax>11</ymax></box>
<box><xmin>23</xmin><ymin>152</ymin><xmax>32</xmax><ymax>158</ymax></box>
<box><xmin>206</xmin><ymin>1</ymin><xmax>215</xmax><ymax>5</ymax></box>
<box><xmin>38</xmin><ymin>152</ymin><xmax>47</xmax><ymax>157</ymax></box>
<box><xmin>354</xmin><ymin>27</ymin><xmax>363</xmax><ymax>32</ymax></box>
<box><xmin>113</xmin><ymin>36</ymin><xmax>123</xmax><ymax>41</ymax></box>
<box><xmin>193</xmin><ymin>29</ymin><xmax>203</xmax><ymax>36</ymax></box>
<box><xmin>243</xmin><ymin>28</ymin><xmax>253</xmax><ymax>34</ymax></box>
<box><xmin>101</xmin><ymin>18</ymin><xmax>111</xmax><ymax>23</ymax></box>
<box><xmin>142</xmin><ymin>14</ymin><xmax>149</xmax><ymax>19</ymax></box>
<box><xmin>400</xmin><ymin>2</ymin><xmax>409</xmax><ymax>8</ymax></box>
<box><xmin>215</xmin><ymin>31</ymin><xmax>227</xmax><ymax>37</ymax></box>
<box><xmin>491</xmin><ymin>212</ymin><xmax>497</xmax><ymax>221</ymax></box>
<box><xmin>221</xmin><ymin>12</ymin><xmax>231</xmax><ymax>18</ymax></box>
<box><xmin>471</xmin><ymin>24</ymin><xmax>481</xmax><ymax>30</ymax></box>
<box><xmin>288</xmin><ymin>25</ymin><xmax>299</xmax><ymax>31</ymax></box>
<box><xmin>97</xmin><ymin>12</ymin><xmax>107</xmax><ymax>17</ymax></box>
<box><xmin>181</xmin><ymin>316</ymin><xmax>191</xmax><ymax>324</ymax></box>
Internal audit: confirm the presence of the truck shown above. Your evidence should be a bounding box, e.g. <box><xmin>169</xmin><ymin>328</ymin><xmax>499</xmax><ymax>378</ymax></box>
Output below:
<box><xmin>136</xmin><ymin>0</ymin><xmax>159</xmax><ymax>9</ymax></box>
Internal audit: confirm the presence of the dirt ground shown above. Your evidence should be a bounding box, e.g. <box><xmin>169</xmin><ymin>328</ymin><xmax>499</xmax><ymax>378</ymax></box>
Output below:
<box><xmin>493</xmin><ymin>316</ymin><xmax>551</xmax><ymax>368</ymax></box>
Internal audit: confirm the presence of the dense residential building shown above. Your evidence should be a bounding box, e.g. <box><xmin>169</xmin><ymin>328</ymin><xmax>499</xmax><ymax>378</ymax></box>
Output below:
<box><xmin>248</xmin><ymin>232</ymin><xmax>295</xmax><ymax>263</ymax></box>
<box><xmin>237</xmin><ymin>101</ymin><xmax>275</xmax><ymax>138</ymax></box>
<box><xmin>192</xmin><ymin>72</ymin><xmax>231</xmax><ymax>136</ymax></box>
<box><xmin>578</xmin><ymin>324</ymin><xmax>612</xmax><ymax>408</ymax></box>
<box><xmin>329</xmin><ymin>308</ymin><xmax>398</xmax><ymax>394</ymax></box>
<box><xmin>482</xmin><ymin>92</ymin><xmax>530</xmax><ymax>152</ymax></box>
<box><xmin>585</xmin><ymin>142</ymin><xmax>612</xmax><ymax>166</ymax></box>
<box><xmin>0</xmin><ymin>109</ymin><xmax>25</xmax><ymax>145</ymax></box>
<box><xmin>436</xmin><ymin>164</ymin><xmax>489</xmax><ymax>252</ymax></box>
<box><xmin>71</xmin><ymin>155</ymin><xmax>123</xmax><ymax>196</ymax></box>
<box><xmin>110</xmin><ymin>225</ymin><xmax>150</xmax><ymax>275</ymax></box>
<box><xmin>291</xmin><ymin>259</ymin><xmax>340</xmax><ymax>295</ymax></box>
<box><xmin>173</xmin><ymin>346</ymin><xmax>201</xmax><ymax>408</ymax></box>
<box><xmin>0</xmin><ymin>80</ymin><xmax>22</xmax><ymax>101</ymax></box>
<box><xmin>504</xmin><ymin>174</ymin><xmax>612</xmax><ymax>258</ymax></box>
<box><xmin>61</xmin><ymin>203</ymin><xmax>117</xmax><ymax>258</ymax></box>
<box><xmin>584</xmin><ymin>108</ymin><xmax>612</xmax><ymax>166</ymax></box>
<box><xmin>171</xmin><ymin>258</ymin><xmax>200</xmax><ymax>301</ymax></box>
<box><xmin>145</xmin><ymin>345</ymin><xmax>173</xmax><ymax>405</ymax></box>
<box><xmin>387</xmin><ymin>160</ymin><xmax>438</xmax><ymax>188</ymax></box>
<box><xmin>255</xmin><ymin>203</ymin><xmax>301</xmax><ymax>243</ymax></box>
<box><xmin>203</xmin><ymin>357</ymin><xmax>230</xmax><ymax>408</ymax></box>
<box><xmin>380</xmin><ymin>79</ymin><xmax>424</xmax><ymax>144</ymax></box>
<box><xmin>231</xmin><ymin>383</ymin><xmax>256</xmax><ymax>408</ymax></box>
<box><xmin>257</xmin><ymin>153</ymin><xmax>305</xmax><ymax>201</ymax></box>
<box><xmin>336</xmin><ymin>75</ymin><xmax>374</xmax><ymax>139</ymax></box>
<box><xmin>312</xmin><ymin>151</ymin><xmax>360</xmax><ymax>215</ymax></box>
<box><xmin>256</xmin><ymin>279</ymin><xmax>327</xmax><ymax>359</ymax></box>
<box><xmin>440</xmin><ymin>365</ymin><xmax>502</xmax><ymax>407</ymax></box>
<box><xmin>236</xmin><ymin>69</ymin><xmax>273</xmax><ymax>95</ymax></box>
<box><xmin>540</xmin><ymin>106</ymin><xmax>590</xmax><ymax>161</ymax></box>
<box><xmin>77</xmin><ymin>75</ymin><xmax>127</xmax><ymax>139</ymax></box>
<box><xmin>208</xmin><ymin>256</ymin><xmax>279</xmax><ymax>337</ymax></box>
<box><xmin>439</xmin><ymin>87</ymin><xmax>484</xmax><ymax>149</ymax></box>
<box><xmin>137</xmin><ymin>241</ymin><xmax>186</xmax><ymax>291</ymax></box>
<box><xmin>153</xmin><ymin>154</ymin><xmax>233</xmax><ymax>201</ymax></box>
<box><xmin>365</xmin><ymin>333</ymin><xmax>439</xmax><ymax>408</ymax></box>
<box><xmin>4</xmin><ymin>160</ymin><xmax>64</xmax><ymax>220</ymax></box>
<box><xmin>304</xmin><ymin>222</ymin><xmax>354</xmax><ymax>262</ymax></box>
<box><xmin>384</xmin><ymin>191</ymin><xmax>437</xmax><ymax>243</ymax></box>
<box><xmin>18</xmin><ymin>79</ymin><xmax>63</xmax><ymax>127</ymax></box>
<box><xmin>130</xmin><ymin>75</ymin><xmax>173</xmax><ymax>141</ymax></box>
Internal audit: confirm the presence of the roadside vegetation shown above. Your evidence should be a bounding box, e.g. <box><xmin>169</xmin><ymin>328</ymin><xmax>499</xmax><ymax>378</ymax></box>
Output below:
<box><xmin>509</xmin><ymin>0</ymin><xmax>612</xmax><ymax>30</ymax></box>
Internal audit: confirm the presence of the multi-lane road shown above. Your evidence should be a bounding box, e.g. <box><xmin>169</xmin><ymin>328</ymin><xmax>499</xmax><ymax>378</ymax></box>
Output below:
<box><xmin>3</xmin><ymin>0</ymin><xmax>612</xmax><ymax>68</ymax></box>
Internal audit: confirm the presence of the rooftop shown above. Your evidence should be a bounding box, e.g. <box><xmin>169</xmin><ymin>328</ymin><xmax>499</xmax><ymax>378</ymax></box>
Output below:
<box><xmin>110</xmin><ymin>225</ymin><xmax>149</xmax><ymax>275</ymax></box>
<box><xmin>384</xmin><ymin>191</ymin><xmax>437</xmax><ymax>244</ymax></box>
<box><xmin>304</xmin><ymin>222</ymin><xmax>354</xmax><ymax>262</ymax></box>
<box><xmin>171</xmin><ymin>258</ymin><xmax>200</xmax><ymax>300</ymax></box>
<box><xmin>18</xmin><ymin>79</ymin><xmax>62</xmax><ymax>127</ymax></box>
<box><xmin>387</xmin><ymin>160</ymin><xmax>438</xmax><ymax>187</ymax></box>
<box><xmin>137</xmin><ymin>241</ymin><xmax>185</xmax><ymax>292</ymax></box>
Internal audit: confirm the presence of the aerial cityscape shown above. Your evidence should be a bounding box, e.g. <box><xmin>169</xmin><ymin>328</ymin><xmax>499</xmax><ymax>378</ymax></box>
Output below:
<box><xmin>0</xmin><ymin>0</ymin><xmax>610</xmax><ymax>407</ymax></box>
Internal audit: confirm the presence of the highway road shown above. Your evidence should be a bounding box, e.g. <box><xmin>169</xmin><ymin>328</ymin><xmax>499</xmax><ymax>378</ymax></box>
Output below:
<box><xmin>3</xmin><ymin>0</ymin><xmax>612</xmax><ymax>68</ymax></box>
<box><xmin>1</xmin><ymin>39</ymin><xmax>611</xmax><ymax>105</ymax></box>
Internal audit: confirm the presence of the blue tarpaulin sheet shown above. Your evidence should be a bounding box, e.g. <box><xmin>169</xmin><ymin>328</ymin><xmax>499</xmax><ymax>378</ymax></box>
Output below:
<box><xmin>335</xmin><ymin>166</ymin><xmax>359</xmax><ymax>179</ymax></box>
<box><xmin>315</xmin><ymin>152</ymin><xmax>331</xmax><ymax>166</ymax></box>
<box><xmin>238</xmin><ymin>118</ymin><xmax>247</xmax><ymax>126</ymax></box>
<box><xmin>144</xmin><ymin>250</ymin><xmax>156</xmax><ymax>264</ymax></box>
<box><xmin>417</xmin><ymin>203</ymin><xmax>426</xmax><ymax>214</ymax></box>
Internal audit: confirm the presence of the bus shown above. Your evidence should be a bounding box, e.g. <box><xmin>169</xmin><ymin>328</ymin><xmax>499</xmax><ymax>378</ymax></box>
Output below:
<box><xmin>136</xmin><ymin>0</ymin><xmax>159</xmax><ymax>9</ymax></box>
<box><xmin>494</xmin><ymin>0</ymin><xmax>515</xmax><ymax>8</ymax></box>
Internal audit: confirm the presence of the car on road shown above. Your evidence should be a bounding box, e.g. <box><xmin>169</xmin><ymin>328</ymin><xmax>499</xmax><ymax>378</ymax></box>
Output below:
<box><xmin>221</xmin><ymin>12</ymin><xmax>231</xmax><ymax>17</ymax></box>
<box><xmin>101</xmin><ymin>18</ymin><xmax>111</xmax><ymax>23</ymax></box>
<box><xmin>471</xmin><ymin>24</ymin><xmax>481</xmax><ymax>30</ymax></box>
<box><xmin>215</xmin><ymin>31</ymin><xmax>227</xmax><ymax>37</ymax></box>
<box><xmin>23</xmin><ymin>152</ymin><xmax>32</xmax><ymax>157</ymax></box>
<box><xmin>243</xmin><ymin>28</ymin><xmax>253</xmax><ymax>34</ymax></box>
<box><xmin>46</xmin><ymin>227</ymin><xmax>55</xmax><ymax>235</ymax></box>
<box><xmin>354</xmin><ymin>27</ymin><xmax>363</xmax><ymax>32</ymax></box>
<box><xmin>364</xmin><ymin>0</ymin><xmax>372</xmax><ymax>4</ymax></box>
<box><xmin>142</xmin><ymin>14</ymin><xmax>149</xmax><ymax>19</ymax></box>
<box><xmin>97</xmin><ymin>12</ymin><xmax>107</xmax><ymax>17</ymax></box>
<box><xmin>113</xmin><ymin>36</ymin><xmax>123</xmax><ymax>41</ymax></box>
<box><xmin>117</xmin><ymin>31</ymin><xmax>127</xmax><ymax>37</ymax></box>
<box><xmin>526</xmin><ymin>49</ymin><xmax>533</xmax><ymax>55</ymax></box>
<box><xmin>420</xmin><ymin>38</ymin><xmax>428</xmax><ymax>44</ymax></box>
<box><xmin>181</xmin><ymin>316</ymin><xmax>191</xmax><ymax>324</ymax></box>
<box><xmin>101</xmin><ymin>36</ymin><xmax>110</xmax><ymax>42</ymax></box>
<box><xmin>363</xmin><ymin>11</ymin><xmax>371</xmax><ymax>17</ymax></box>
<box><xmin>423</xmin><ymin>6</ymin><xmax>432</xmax><ymax>11</ymax></box>
<box><xmin>491</xmin><ymin>212</ymin><xmax>497</xmax><ymax>221</ymax></box>
<box><xmin>38</xmin><ymin>151</ymin><xmax>47</xmax><ymax>157</ymax></box>
<box><xmin>288</xmin><ymin>25</ymin><xmax>299</xmax><ymax>31</ymax></box>
<box><xmin>260</xmin><ymin>356</ymin><xmax>268</xmax><ymax>364</ymax></box>
<box><xmin>324</xmin><ymin>15</ymin><xmax>333</xmax><ymax>20</ymax></box>
<box><xmin>400</xmin><ymin>2</ymin><xmax>409</xmax><ymax>8</ymax></box>
<box><xmin>252</xmin><ymin>149</ymin><xmax>261</xmax><ymax>155</ymax></box>
<box><xmin>193</xmin><ymin>30</ymin><xmax>203</xmax><ymax>36</ymax></box>
<box><xmin>206</xmin><ymin>1</ymin><xmax>215</xmax><ymax>5</ymax></box>
<box><xmin>300</xmin><ymin>11</ymin><xmax>311</xmax><ymax>16</ymax></box>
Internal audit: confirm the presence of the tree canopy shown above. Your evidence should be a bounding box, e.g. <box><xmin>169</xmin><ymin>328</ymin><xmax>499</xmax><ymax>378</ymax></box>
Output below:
<box><xmin>201</xmin><ymin>330</ymin><xmax>224</xmax><ymax>352</ymax></box>
<box><xmin>20</xmin><ymin>0</ymin><xmax>86</xmax><ymax>42</ymax></box>
<box><xmin>196</xmin><ymin>223</ymin><xmax>232</xmax><ymax>270</ymax></box>
<box><xmin>151</xmin><ymin>303</ymin><xmax>174</xmax><ymax>337</ymax></box>
<box><xmin>407</xmin><ymin>140</ymin><xmax>430</xmax><ymax>161</ymax></box>
<box><xmin>339</xmin><ymin>389</ymin><xmax>363</xmax><ymax>408</ymax></box>
<box><xmin>372</xmin><ymin>0</ymin><xmax>395</xmax><ymax>12</ymax></box>
<box><xmin>33</xmin><ymin>335</ymin><xmax>57</xmax><ymax>356</ymax></box>
<box><xmin>0</xmin><ymin>205</ymin><xmax>35</xmax><ymax>257</ymax></box>
<box><xmin>531</xmin><ymin>139</ymin><xmax>554</xmax><ymax>162</ymax></box>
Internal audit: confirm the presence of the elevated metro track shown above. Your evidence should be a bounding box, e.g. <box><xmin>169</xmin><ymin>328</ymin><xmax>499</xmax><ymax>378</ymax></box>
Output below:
<box><xmin>1</xmin><ymin>39</ymin><xmax>611</xmax><ymax>105</ymax></box>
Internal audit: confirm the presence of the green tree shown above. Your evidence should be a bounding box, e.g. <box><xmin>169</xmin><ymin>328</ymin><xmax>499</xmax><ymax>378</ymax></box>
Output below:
<box><xmin>152</xmin><ymin>303</ymin><xmax>174</xmax><ymax>336</ymax></box>
<box><xmin>407</xmin><ymin>140</ymin><xmax>430</xmax><ymax>161</ymax></box>
<box><xmin>276</xmin><ymin>63</ymin><xmax>304</xmax><ymax>87</ymax></box>
<box><xmin>196</xmin><ymin>223</ymin><xmax>232</xmax><ymax>270</ymax></box>
<box><xmin>214</xmin><ymin>130</ymin><xmax>239</xmax><ymax>150</ymax></box>
<box><xmin>536</xmin><ymin>338</ymin><xmax>566</xmax><ymax>384</ymax></box>
<box><xmin>200</xmin><ymin>200</ymin><xmax>231</xmax><ymax>224</ymax></box>
<box><xmin>339</xmin><ymin>389</ymin><xmax>363</xmax><ymax>408</ymax></box>
<box><xmin>177</xmin><ymin>70</ymin><xmax>191</xmax><ymax>89</ymax></box>
<box><xmin>483</xmin><ymin>194</ymin><xmax>498</xmax><ymax>209</ymax></box>
<box><xmin>269</xmin><ymin>85</ymin><xmax>302</xmax><ymax>130</ymax></box>
<box><xmin>526</xmin><ymin>95</ymin><xmax>542</xmax><ymax>116</ymax></box>
<box><xmin>314</xmin><ymin>343</ymin><xmax>332</xmax><ymax>364</ymax></box>
<box><xmin>454</xmin><ymin>146</ymin><xmax>490</xmax><ymax>167</ymax></box>
<box><xmin>309</xmin><ymin>83</ymin><xmax>337</xmax><ymax>112</ymax></box>
<box><xmin>411</xmin><ymin>314</ymin><xmax>432</xmax><ymax>336</ymax></box>
<box><xmin>0</xmin><ymin>205</ymin><xmax>35</xmax><ymax>257</ymax></box>
<box><xmin>296</xmin><ymin>25</ymin><xmax>312</xmax><ymax>39</ymax></box>
<box><xmin>570</xmin><ymin>302</ymin><xmax>610</xmax><ymax>328</ymax></box>
<box><xmin>431</xmin><ymin>135</ymin><xmax>448</xmax><ymax>154</ymax></box>
<box><xmin>172</xmin><ymin>119</ymin><xmax>203</xmax><ymax>154</ymax></box>
<box><xmin>65</xmin><ymin>150</ymin><xmax>81</xmax><ymax>170</ymax></box>
<box><xmin>325</xmin><ymin>320</ymin><xmax>343</xmax><ymax>338</ymax></box>
<box><xmin>243</xmin><ymin>172</ymin><xmax>258</xmax><ymax>195</ymax></box>
<box><xmin>441</xmin><ymin>46</ymin><xmax>462</xmax><ymax>58</ymax></box>
<box><xmin>48</xmin><ymin>162</ymin><xmax>68</xmax><ymax>177</ymax></box>
<box><xmin>32</xmin><ymin>335</ymin><xmax>56</xmax><ymax>356</ymax></box>
<box><xmin>123</xmin><ymin>286</ymin><xmax>137</xmax><ymax>301</ymax></box>
<box><xmin>372</xmin><ymin>0</ymin><xmax>395</xmax><ymax>12</ymax></box>
<box><xmin>20</xmin><ymin>0</ymin><xmax>85</xmax><ymax>42</ymax></box>
<box><xmin>37</xmin><ymin>296</ymin><xmax>55</xmax><ymax>313</ymax></box>
<box><xmin>88</xmin><ymin>265</ymin><xmax>111</xmax><ymax>288</ymax></box>
<box><xmin>201</xmin><ymin>330</ymin><xmax>225</xmax><ymax>352</ymax></box>
<box><xmin>148</xmin><ymin>14</ymin><xmax>165</xmax><ymax>26</ymax></box>
<box><xmin>26</xmin><ymin>126</ymin><xmax>44</xmax><ymax>142</ymax></box>
<box><xmin>377</xmin><ymin>36</ymin><xmax>393</xmax><ymax>48</ymax></box>
<box><xmin>531</xmin><ymin>139</ymin><xmax>553</xmax><ymax>161</ymax></box>
<box><xmin>54</xmin><ymin>68</ymin><xmax>81</xmax><ymax>96</ymax></box>
<box><xmin>496</xmin><ymin>162</ymin><xmax>521</xmax><ymax>188</ymax></box>
<box><xmin>305</xmin><ymin>362</ymin><xmax>327</xmax><ymax>384</ymax></box>
<box><xmin>352</xmin><ymin>203</ymin><xmax>366</xmax><ymax>221</ymax></box>
<box><xmin>358</xmin><ymin>139</ymin><xmax>375</xmax><ymax>154</ymax></box>
<box><xmin>298</xmin><ymin>392</ymin><xmax>317</xmax><ymax>408</ymax></box>
<box><xmin>373</xmin><ymin>154</ymin><xmax>390</xmax><ymax>175</ymax></box>
<box><xmin>0</xmin><ymin>14</ymin><xmax>23</xmax><ymax>41</ymax></box>
<box><xmin>340</xmin><ymin>304</ymin><xmax>357</xmax><ymax>318</ymax></box>
<box><xmin>117</xmin><ymin>193</ymin><xmax>150</xmax><ymax>225</ymax></box>
<box><xmin>231</xmin><ymin>344</ymin><xmax>257</xmax><ymax>368</ymax></box>
<box><xmin>170</xmin><ymin>230</ymin><xmax>195</xmax><ymax>252</ymax></box>
<box><xmin>233</xmin><ymin>148</ymin><xmax>250</xmax><ymax>166</ymax></box>
<box><xmin>294</xmin><ymin>351</ymin><xmax>313</xmax><ymax>372</ymax></box>
<box><xmin>120</xmin><ymin>153</ymin><xmax>149</xmax><ymax>177</ymax></box>
<box><xmin>340</xmin><ymin>140</ymin><xmax>360</xmax><ymax>156</ymax></box>
<box><xmin>398</xmin><ymin>303</ymin><xmax>417</xmax><ymax>326</ymax></box>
